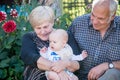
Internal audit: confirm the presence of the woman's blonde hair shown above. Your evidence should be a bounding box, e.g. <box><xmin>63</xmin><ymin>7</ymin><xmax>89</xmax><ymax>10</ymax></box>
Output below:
<box><xmin>29</xmin><ymin>6</ymin><xmax>55</xmax><ymax>28</ymax></box>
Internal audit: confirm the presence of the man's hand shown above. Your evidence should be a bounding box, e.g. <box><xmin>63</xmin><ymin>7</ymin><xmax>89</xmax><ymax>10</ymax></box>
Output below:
<box><xmin>88</xmin><ymin>62</ymin><xmax>109</xmax><ymax>80</ymax></box>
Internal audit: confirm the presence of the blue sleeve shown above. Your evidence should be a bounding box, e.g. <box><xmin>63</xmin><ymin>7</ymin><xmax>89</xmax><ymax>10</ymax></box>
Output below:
<box><xmin>20</xmin><ymin>32</ymin><xmax>40</xmax><ymax>67</ymax></box>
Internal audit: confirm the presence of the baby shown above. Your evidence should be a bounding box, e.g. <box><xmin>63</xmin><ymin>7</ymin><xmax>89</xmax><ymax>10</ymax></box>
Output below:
<box><xmin>40</xmin><ymin>29</ymin><xmax>88</xmax><ymax>80</ymax></box>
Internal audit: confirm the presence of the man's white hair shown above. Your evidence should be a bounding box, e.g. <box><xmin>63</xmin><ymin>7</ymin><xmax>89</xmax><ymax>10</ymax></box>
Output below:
<box><xmin>92</xmin><ymin>0</ymin><xmax>118</xmax><ymax>16</ymax></box>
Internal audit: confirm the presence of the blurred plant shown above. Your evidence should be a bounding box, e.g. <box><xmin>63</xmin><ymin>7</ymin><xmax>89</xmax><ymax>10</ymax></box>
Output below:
<box><xmin>10</xmin><ymin>9</ymin><xmax>18</xmax><ymax>18</ymax></box>
<box><xmin>116</xmin><ymin>5</ymin><xmax>120</xmax><ymax>15</ymax></box>
<box><xmin>84</xmin><ymin>4</ymin><xmax>92</xmax><ymax>14</ymax></box>
<box><xmin>0</xmin><ymin>11</ymin><xmax>7</xmax><ymax>22</ymax></box>
<box><xmin>2</xmin><ymin>20</ymin><xmax>16</xmax><ymax>33</ymax></box>
<box><xmin>0</xmin><ymin>0</ymin><xmax>41</xmax><ymax>79</ymax></box>
<box><xmin>0</xmin><ymin>6</ymin><xmax>32</xmax><ymax>80</ymax></box>
<box><xmin>54</xmin><ymin>13</ymin><xmax>72</xmax><ymax>30</ymax></box>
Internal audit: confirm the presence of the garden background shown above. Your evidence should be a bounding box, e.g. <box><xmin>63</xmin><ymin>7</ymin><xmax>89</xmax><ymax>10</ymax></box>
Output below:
<box><xmin>0</xmin><ymin>0</ymin><xmax>120</xmax><ymax>80</ymax></box>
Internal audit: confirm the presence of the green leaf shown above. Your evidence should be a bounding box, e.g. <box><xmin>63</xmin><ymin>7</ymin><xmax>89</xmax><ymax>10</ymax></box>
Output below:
<box><xmin>14</xmin><ymin>64</ymin><xmax>24</xmax><ymax>73</ymax></box>
<box><xmin>9</xmin><ymin>56</ymin><xmax>18</xmax><ymax>65</ymax></box>
<box><xmin>7</xmin><ymin>36</ymin><xmax>16</xmax><ymax>44</ymax></box>
<box><xmin>0</xmin><ymin>69</ymin><xmax>7</xmax><ymax>79</ymax></box>
<box><xmin>8</xmin><ymin>67</ymin><xmax>14</xmax><ymax>76</ymax></box>
<box><xmin>0</xmin><ymin>58</ymin><xmax>10</xmax><ymax>68</ymax></box>
<box><xmin>0</xmin><ymin>52</ymin><xmax>8</xmax><ymax>60</ymax></box>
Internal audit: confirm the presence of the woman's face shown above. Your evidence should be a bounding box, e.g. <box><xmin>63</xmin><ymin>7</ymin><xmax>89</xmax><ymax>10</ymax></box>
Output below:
<box><xmin>34</xmin><ymin>21</ymin><xmax>53</xmax><ymax>41</ymax></box>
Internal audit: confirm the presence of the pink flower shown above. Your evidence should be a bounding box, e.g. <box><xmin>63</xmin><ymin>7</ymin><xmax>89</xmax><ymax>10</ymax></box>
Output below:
<box><xmin>10</xmin><ymin>9</ymin><xmax>18</xmax><ymax>18</ymax></box>
<box><xmin>2</xmin><ymin>20</ymin><xmax>16</xmax><ymax>33</ymax></box>
<box><xmin>0</xmin><ymin>11</ymin><xmax>7</xmax><ymax>23</ymax></box>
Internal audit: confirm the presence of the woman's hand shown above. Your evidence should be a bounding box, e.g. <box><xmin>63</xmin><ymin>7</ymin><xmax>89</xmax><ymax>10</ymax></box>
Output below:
<box><xmin>51</xmin><ymin>60</ymin><xmax>79</xmax><ymax>73</ymax></box>
<box><xmin>88</xmin><ymin>62</ymin><xmax>108</xmax><ymax>80</ymax></box>
<box><xmin>58</xmin><ymin>71</ymin><xmax>72</xmax><ymax>80</ymax></box>
<box><xmin>51</xmin><ymin>60</ymin><xmax>69</xmax><ymax>73</ymax></box>
<box><xmin>37</xmin><ymin>57</ymin><xmax>52</xmax><ymax>71</ymax></box>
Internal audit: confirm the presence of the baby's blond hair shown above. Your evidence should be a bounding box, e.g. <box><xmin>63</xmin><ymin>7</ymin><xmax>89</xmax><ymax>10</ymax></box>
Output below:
<box><xmin>49</xmin><ymin>29</ymin><xmax>68</xmax><ymax>43</ymax></box>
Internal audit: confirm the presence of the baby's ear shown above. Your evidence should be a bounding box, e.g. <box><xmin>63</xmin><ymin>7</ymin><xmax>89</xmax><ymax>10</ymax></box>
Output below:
<box><xmin>63</xmin><ymin>41</ymin><xmax>67</xmax><ymax>47</ymax></box>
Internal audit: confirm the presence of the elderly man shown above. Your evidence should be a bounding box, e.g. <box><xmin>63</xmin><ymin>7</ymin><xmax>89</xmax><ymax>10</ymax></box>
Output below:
<box><xmin>68</xmin><ymin>0</ymin><xmax>120</xmax><ymax>80</ymax></box>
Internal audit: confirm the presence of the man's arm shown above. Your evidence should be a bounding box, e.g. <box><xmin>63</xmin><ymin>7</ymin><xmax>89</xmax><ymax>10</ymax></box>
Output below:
<box><xmin>88</xmin><ymin>60</ymin><xmax>120</xmax><ymax>80</ymax></box>
<box><xmin>113</xmin><ymin>60</ymin><xmax>120</xmax><ymax>70</ymax></box>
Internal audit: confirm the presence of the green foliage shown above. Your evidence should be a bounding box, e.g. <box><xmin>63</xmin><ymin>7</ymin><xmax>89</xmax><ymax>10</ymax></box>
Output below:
<box><xmin>0</xmin><ymin>16</ymin><xmax>25</xmax><ymax>80</ymax></box>
<box><xmin>0</xmin><ymin>1</ymin><xmax>39</xmax><ymax>80</ymax></box>
<box><xmin>116</xmin><ymin>5</ymin><xmax>120</xmax><ymax>15</ymax></box>
<box><xmin>54</xmin><ymin>13</ymin><xmax>72</xmax><ymax>30</ymax></box>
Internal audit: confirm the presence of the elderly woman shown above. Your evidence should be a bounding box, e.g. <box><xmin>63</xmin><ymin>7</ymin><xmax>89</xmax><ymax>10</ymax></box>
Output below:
<box><xmin>20</xmin><ymin>6</ymin><xmax>79</xmax><ymax>80</ymax></box>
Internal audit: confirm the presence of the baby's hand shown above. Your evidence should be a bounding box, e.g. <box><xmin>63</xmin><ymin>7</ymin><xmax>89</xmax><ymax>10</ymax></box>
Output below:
<box><xmin>40</xmin><ymin>47</ymin><xmax>48</xmax><ymax>53</ymax></box>
<box><xmin>81</xmin><ymin>50</ymin><xmax>88</xmax><ymax>59</ymax></box>
<box><xmin>71</xmin><ymin>50</ymin><xmax>88</xmax><ymax>61</ymax></box>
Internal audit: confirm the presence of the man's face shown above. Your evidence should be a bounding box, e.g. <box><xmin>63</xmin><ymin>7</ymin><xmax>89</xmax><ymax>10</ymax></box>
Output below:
<box><xmin>90</xmin><ymin>5</ymin><xmax>112</xmax><ymax>32</ymax></box>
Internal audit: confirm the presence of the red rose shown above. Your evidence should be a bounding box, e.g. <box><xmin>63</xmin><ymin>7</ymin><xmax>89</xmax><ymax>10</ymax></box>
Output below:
<box><xmin>10</xmin><ymin>9</ymin><xmax>18</xmax><ymax>18</ymax></box>
<box><xmin>0</xmin><ymin>11</ymin><xmax>7</xmax><ymax>23</ymax></box>
<box><xmin>2</xmin><ymin>20</ymin><xmax>16</xmax><ymax>33</ymax></box>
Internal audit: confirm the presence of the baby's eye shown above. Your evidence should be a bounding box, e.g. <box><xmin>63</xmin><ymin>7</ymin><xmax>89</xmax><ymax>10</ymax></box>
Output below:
<box><xmin>37</xmin><ymin>27</ymin><xmax>41</xmax><ymax>29</ymax></box>
<box><xmin>53</xmin><ymin>41</ymin><xmax>56</xmax><ymax>43</ymax></box>
<box><xmin>43</xmin><ymin>26</ymin><xmax>48</xmax><ymax>29</ymax></box>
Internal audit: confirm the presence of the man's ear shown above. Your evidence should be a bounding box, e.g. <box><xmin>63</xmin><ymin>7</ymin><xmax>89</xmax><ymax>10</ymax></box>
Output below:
<box><xmin>111</xmin><ymin>12</ymin><xmax>116</xmax><ymax>20</ymax></box>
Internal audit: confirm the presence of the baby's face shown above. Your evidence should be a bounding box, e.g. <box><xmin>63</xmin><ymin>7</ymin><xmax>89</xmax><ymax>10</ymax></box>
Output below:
<box><xmin>49</xmin><ymin>36</ymin><xmax>65</xmax><ymax>51</ymax></box>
